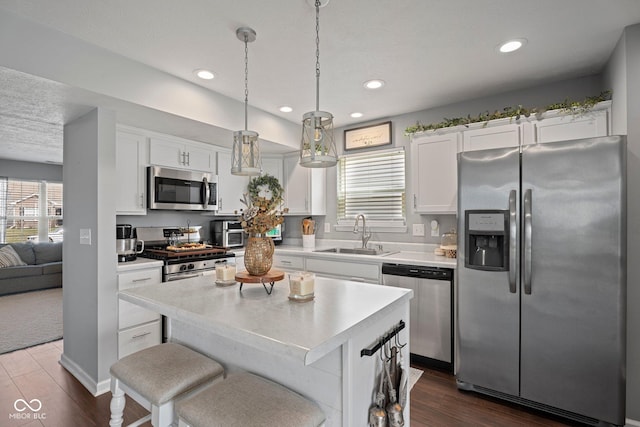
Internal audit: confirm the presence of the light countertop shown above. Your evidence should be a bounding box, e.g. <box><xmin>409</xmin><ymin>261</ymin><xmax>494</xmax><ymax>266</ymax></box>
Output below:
<box><xmin>119</xmin><ymin>275</ymin><xmax>412</xmax><ymax>365</ymax></box>
<box><xmin>116</xmin><ymin>257</ymin><xmax>163</xmax><ymax>272</ymax></box>
<box><xmin>268</xmin><ymin>243</ymin><xmax>457</xmax><ymax>268</ymax></box>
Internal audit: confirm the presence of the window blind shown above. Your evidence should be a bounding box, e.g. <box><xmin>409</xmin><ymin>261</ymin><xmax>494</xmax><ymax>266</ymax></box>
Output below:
<box><xmin>337</xmin><ymin>148</ymin><xmax>405</xmax><ymax>223</ymax></box>
<box><xmin>0</xmin><ymin>178</ymin><xmax>63</xmax><ymax>243</ymax></box>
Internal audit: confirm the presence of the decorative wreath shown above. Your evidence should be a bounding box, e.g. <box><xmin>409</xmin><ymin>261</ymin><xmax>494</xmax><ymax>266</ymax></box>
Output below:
<box><xmin>247</xmin><ymin>174</ymin><xmax>284</xmax><ymax>205</ymax></box>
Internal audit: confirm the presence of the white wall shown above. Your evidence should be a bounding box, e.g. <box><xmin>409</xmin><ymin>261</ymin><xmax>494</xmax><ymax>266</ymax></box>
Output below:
<box><xmin>0</xmin><ymin>159</ymin><xmax>62</xmax><ymax>182</ymax></box>
<box><xmin>604</xmin><ymin>23</ymin><xmax>640</xmax><ymax>424</ymax></box>
<box><xmin>61</xmin><ymin>108</ymin><xmax>118</xmax><ymax>395</ymax></box>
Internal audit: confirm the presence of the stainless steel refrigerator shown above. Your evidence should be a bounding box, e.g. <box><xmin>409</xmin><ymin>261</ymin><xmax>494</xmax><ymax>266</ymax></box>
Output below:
<box><xmin>456</xmin><ymin>135</ymin><xmax>626</xmax><ymax>426</ymax></box>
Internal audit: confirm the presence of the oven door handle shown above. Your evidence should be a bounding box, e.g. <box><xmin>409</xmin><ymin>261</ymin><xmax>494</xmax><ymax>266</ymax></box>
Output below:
<box><xmin>201</xmin><ymin>177</ymin><xmax>210</xmax><ymax>209</ymax></box>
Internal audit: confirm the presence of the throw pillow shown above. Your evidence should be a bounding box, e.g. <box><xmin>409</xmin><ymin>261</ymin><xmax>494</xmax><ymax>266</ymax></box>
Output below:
<box><xmin>0</xmin><ymin>245</ymin><xmax>27</xmax><ymax>268</ymax></box>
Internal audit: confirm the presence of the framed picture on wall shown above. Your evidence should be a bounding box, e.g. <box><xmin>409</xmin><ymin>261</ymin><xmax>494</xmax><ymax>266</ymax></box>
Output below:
<box><xmin>344</xmin><ymin>121</ymin><xmax>392</xmax><ymax>151</ymax></box>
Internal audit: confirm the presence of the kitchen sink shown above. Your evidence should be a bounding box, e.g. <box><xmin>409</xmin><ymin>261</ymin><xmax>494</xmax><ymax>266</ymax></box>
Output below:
<box><xmin>314</xmin><ymin>247</ymin><xmax>398</xmax><ymax>256</ymax></box>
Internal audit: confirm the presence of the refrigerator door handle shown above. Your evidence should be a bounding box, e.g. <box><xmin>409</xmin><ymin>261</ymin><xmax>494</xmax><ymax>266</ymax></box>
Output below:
<box><xmin>508</xmin><ymin>190</ymin><xmax>517</xmax><ymax>293</ymax></box>
<box><xmin>523</xmin><ymin>188</ymin><xmax>532</xmax><ymax>294</ymax></box>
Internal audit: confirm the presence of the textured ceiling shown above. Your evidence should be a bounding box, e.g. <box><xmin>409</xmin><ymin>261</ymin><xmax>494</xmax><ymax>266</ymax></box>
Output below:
<box><xmin>1</xmin><ymin>0</ymin><xmax>640</xmax><ymax>164</ymax></box>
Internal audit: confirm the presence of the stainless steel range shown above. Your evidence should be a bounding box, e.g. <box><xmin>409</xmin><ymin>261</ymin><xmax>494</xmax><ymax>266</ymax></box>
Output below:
<box><xmin>136</xmin><ymin>226</ymin><xmax>235</xmax><ymax>281</ymax></box>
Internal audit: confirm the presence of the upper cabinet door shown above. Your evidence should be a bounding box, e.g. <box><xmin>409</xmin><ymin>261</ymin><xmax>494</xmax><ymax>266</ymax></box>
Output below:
<box><xmin>532</xmin><ymin>108</ymin><xmax>609</xmax><ymax>144</ymax></box>
<box><xmin>148</xmin><ymin>137</ymin><xmax>183</xmax><ymax>169</ymax></box>
<box><xmin>261</xmin><ymin>157</ymin><xmax>283</xmax><ymax>186</ymax></box>
<box><xmin>149</xmin><ymin>137</ymin><xmax>214</xmax><ymax>172</ymax></box>
<box><xmin>216</xmin><ymin>150</ymin><xmax>249</xmax><ymax>215</ymax></box>
<box><xmin>184</xmin><ymin>141</ymin><xmax>215</xmax><ymax>172</ymax></box>
<box><xmin>462</xmin><ymin>123</ymin><xmax>521</xmax><ymax>152</ymax></box>
<box><xmin>116</xmin><ymin>129</ymin><xmax>148</xmax><ymax>215</ymax></box>
<box><xmin>411</xmin><ymin>132</ymin><xmax>458</xmax><ymax>214</ymax></box>
<box><xmin>283</xmin><ymin>153</ymin><xmax>325</xmax><ymax>215</ymax></box>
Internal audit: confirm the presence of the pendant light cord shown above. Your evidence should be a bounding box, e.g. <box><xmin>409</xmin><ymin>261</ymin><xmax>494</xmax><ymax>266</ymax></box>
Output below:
<box><xmin>244</xmin><ymin>33</ymin><xmax>249</xmax><ymax>131</ymax></box>
<box><xmin>315</xmin><ymin>0</ymin><xmax>321</xmax><ymax>112</ymax></box>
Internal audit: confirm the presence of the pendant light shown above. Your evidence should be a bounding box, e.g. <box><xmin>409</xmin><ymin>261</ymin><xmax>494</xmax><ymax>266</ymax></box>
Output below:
<box><xmin>231</xmin><ymin>27</ymin><xmax>261</xmax><ymax>176</ymax></box>
<box><xmin>300</xmin><ymin>0</ymin><xmax>337</xmax><ymax>168</ymax></box>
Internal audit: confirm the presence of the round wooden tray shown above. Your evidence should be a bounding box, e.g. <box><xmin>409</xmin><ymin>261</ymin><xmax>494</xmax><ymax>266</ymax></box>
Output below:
<box><xmin>235</xmin><ymin>270</ymin><xmax>284</xmax><ymax>284</ymax></box>
<box><xmin>235</xmin><ymin>270</ymin><xmax>284</xmax><ymax>295</ymax></box>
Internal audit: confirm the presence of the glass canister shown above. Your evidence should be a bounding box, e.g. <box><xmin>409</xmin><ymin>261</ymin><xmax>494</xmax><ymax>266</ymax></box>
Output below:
<box><xmin>440</xmin><ymin>228</ymin><xmax>457</xmax><ymax>258</ymax></box>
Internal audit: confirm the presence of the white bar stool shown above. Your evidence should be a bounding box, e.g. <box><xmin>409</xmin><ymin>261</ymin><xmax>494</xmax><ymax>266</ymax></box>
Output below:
<box><xmin>176</xmin><ymin>371</ymin><xmax>325</xmax><ymax>427</ymax></box>
<box><xmin>109</xmin><ymin>343</ymin><xmax>224</xmax><ymax>427</ymax></box>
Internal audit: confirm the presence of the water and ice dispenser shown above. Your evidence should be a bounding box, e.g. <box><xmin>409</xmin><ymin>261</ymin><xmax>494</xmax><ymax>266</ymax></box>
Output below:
<box><xmin>465</xmin><ymin>210</ymin><xmax>509</xmax><ymax>271</ymax></box>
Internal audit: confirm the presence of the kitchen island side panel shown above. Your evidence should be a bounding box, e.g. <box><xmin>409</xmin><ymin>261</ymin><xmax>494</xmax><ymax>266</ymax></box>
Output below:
<box><xmin>170</xmin><ymin>301</ymin><xmax>410</xmax><ymax>427</ymax></box>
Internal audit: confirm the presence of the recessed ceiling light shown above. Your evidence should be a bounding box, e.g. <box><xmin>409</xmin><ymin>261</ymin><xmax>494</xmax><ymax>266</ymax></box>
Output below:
<box><xmin>194</xmin><ymin>69</ymin><xmax>215</xmax><ymax>80</ymax></box>
<box><xmin>498</xmin><ymin>39</ymin><xmax>527</xmax><ymax>53</ymax></box>
<box><xmin>364</xmin><ymin>79</ymin><xmax>385</xmax><ymax>90</ymax></box>
<box><xmin>350</xmin><ymin>112</ymin><xmax>363</xmax><ymax>118</ymax></box>
<box><xmin>279</xmin><ymin>106</ymin><xmax>293</xmax><ymax>113</ymax></box>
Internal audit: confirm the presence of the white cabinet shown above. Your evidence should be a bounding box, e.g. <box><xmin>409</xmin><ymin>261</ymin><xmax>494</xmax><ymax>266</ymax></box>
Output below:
<box><xmin>530</xmin><ymin>107</ymin><xmax>609</xmax><ymax>144</ymax></box>
<box><xmin>462</xmin><ymin>122</ymin><xmax>521</xmax><ymax>152</ymax></box>
<box><xmin>411</xmin><ymin>133</ymin><xmax>459</xmax><ymax>214</ymax></box>
<box><xmin>272</xmin><ymin>253</ymin><xmax>304</xmax><ymax>272</ymax></box>
<box><xmin>149</xmin><ymin>136</ymin><xmax>214</xmax><ymax>172</ymax></box>
<box><xmin>306</xmin><ymin>257</ymin><xmax>380</xmax><ymax>284</ymax></box>
<box><xmin>409</xmin><ymin>102</ymin><xmax>611</xmax><ymax>215</ymax></box>
<box><xmin>283</xmin><ymin>153</ymin><xmax>326</xmax><ymax>215</ymax></box>
<box><xmin>261</xmin><ymin>156</ymin><xmax>283</xmax><ymax>185</ymax></box>
<box><xmin>117</xmin><ymin>266</ymin><xmax>162</xmax><ymax>359</ymax></box>
<box><xmin>216</xmin><ymin>150</ymin><xmax>249</xmax><ymax>215</ymax></box>
<box><xmin>116</xmin><ymin>129</ymin><xmax>148</xmax><ymax>215</ymax></box>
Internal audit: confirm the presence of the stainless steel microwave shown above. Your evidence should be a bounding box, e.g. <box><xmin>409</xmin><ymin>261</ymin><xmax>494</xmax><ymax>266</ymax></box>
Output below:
<box><xmin>148</xmin><ymin>166</ymin><xmax>218</xmax><ymax>211</ymax></box>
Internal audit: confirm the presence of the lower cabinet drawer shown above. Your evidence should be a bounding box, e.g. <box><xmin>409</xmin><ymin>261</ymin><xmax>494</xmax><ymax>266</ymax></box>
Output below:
<box><xmin>273</xmin><ymin>254</ymin><xmax>304</xmax><ymax>271</ymax></box>
<box><xmin>118</xmin><ymin>320</ymin><xmax>161</xmax><ymax>359</ymax></box>
<box><xmin>119</xmin><ymin>300</ymin><xmax>161</xmax><ymax>330</ymax></box>
<box><xmin>305</xmin><ymin>258</ymin><xmax>380</xmax><ymax>282</ymax></box>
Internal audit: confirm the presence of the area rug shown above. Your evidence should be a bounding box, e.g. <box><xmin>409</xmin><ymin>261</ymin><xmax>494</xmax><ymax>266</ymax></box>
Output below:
<box><xmin>0</xmin><ymin>288</ymin><xmax>63</xmax><ymax>354</ymax></box>
<box><xmin>409</xmin><ymin>367</ymin><xmax>423</xmax><ymax>391</ymax></box>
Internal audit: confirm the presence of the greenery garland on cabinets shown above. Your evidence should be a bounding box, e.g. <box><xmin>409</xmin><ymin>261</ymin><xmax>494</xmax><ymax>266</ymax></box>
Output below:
<box><xmin>404</xmin><ymin>91</ymin><xmax>612</xmax><ymax>136</ymax></box>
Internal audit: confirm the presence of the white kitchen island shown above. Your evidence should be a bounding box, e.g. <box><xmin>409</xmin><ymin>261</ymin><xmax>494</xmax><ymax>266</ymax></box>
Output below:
<box><xmin>119</xmin><ymin>274</ymin><xmax>412</xmax><ymax>426</ymax></box>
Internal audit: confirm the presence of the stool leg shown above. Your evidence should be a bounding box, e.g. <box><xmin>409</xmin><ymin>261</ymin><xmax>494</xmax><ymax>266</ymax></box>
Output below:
<box><xmin>109</xmin><ymin>377</ymin><xmax>125</xmax><ymax>427</ymax></box>
<box><xmin>152</xmin><ymin>400</ymin><xmax>174</xmax><ymax>427</ymax></box>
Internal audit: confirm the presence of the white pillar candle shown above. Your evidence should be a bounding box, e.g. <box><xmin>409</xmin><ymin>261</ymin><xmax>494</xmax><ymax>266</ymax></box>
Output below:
<box><xmin>290</xmin><ymin>272</ymin><xmax>315</xmax><ymax>296</ymax></box>
<box><xmin>216</xmin><ymin>264</ymin><xmax>236</xmax><ymax>281</ymax></box>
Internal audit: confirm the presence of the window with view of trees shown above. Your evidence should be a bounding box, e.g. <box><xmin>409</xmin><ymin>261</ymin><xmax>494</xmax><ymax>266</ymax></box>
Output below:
<box><xmin>0</xmin><ymin>177</ymin><xmax>63</xmax><ymax>244</ymax></box>
<box><xmin>337</xmin><ymin>148</ymin><xmax>406</xmax><ymax>227</ymax></box>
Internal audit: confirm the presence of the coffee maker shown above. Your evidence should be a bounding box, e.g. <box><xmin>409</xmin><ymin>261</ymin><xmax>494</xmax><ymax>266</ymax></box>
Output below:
<box><xmin>116</xmin><ymin>224</ymin><xmax>144</xmax><ymax>262</ymax></box>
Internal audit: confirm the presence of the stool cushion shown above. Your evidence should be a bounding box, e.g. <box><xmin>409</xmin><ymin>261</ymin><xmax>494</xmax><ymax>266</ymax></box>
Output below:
<box><xmin>110</xmin><ymin>343</ymin><xmax>224</xmax><ymax>405</ymax></box>
<box><xmin>176</xmin><ymin>372</ymin><xmax>325</xmax><ymax>427</ymax></box>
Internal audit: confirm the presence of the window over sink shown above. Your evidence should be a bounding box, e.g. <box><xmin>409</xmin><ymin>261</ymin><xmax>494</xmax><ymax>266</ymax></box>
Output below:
<box><xmin>337</xmin><ymin>148</ymin><xmax>406</xmax><ymax>231</ymax></box>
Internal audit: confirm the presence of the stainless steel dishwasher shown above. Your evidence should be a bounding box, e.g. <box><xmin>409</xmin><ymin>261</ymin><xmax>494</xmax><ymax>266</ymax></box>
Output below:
<box><xmin>382</xmin><ymin>263</ymin><xmax>454</xmax><ymax>371</ymax></box>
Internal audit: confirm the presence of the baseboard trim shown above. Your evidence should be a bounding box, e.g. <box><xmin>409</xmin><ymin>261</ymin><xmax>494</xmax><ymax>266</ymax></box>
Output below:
<box><xmin>626</xmin><ymin>417</ymin><xmax>640</xmax><ymax>427</ymax></box>
<box><xmin>59</xmin><ymin>353</ymin><xmax>110</xmax><ymax>396</ymax></box>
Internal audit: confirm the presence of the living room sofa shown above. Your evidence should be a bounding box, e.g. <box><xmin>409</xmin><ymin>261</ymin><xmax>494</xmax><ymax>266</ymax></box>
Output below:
<box><xmin>0</xmin><ymin>241</ymin><xmax>62</xmax><ymax>296</ymax></box>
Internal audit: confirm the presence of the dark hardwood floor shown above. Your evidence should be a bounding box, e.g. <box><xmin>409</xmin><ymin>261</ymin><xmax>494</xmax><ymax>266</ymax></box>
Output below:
<box><xmin>1</xmin><ymin>341</ymin><xmax>584</xmax><ymax>426</ymax></box>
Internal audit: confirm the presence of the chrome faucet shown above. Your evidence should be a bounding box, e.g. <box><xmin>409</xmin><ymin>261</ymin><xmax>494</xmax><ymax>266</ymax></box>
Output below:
<box><xmin>353</xmin><ymin>214</ymin><xmax>371</xmax><ymax>248</ymax></box>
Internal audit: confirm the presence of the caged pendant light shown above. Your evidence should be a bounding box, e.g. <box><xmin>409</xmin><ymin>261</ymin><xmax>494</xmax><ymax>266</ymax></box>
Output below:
<box><xmin>231</xmin><ymin>27</ymin><xmax>261</xmax><ymax>176</ymax></box>
<box><xmin>300</xmin><ymin>0</ymin><xmax>337</xmax><ymax>168</ymax></box>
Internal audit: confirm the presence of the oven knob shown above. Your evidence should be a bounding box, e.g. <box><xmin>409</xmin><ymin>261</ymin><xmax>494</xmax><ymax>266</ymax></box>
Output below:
<box><xmin>187</xmin><ymin>264</ymin><xmax>195</xmax><ymax>270</ymax></box>
<box><xmin>179</xmin><ymin>265</ymin><xmax>187</xmax><ymax>271</ymax></box>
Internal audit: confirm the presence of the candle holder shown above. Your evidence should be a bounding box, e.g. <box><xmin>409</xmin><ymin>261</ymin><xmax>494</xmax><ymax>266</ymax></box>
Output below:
<box><xmin>215</xmin><ymin>261</ymin><xmax>237</xmax><ymax>287</ymax></box>
<box><xmin>288</xmin><ymin>271</ymin><xmax>315</xmax><ymax>302</ymax></box>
